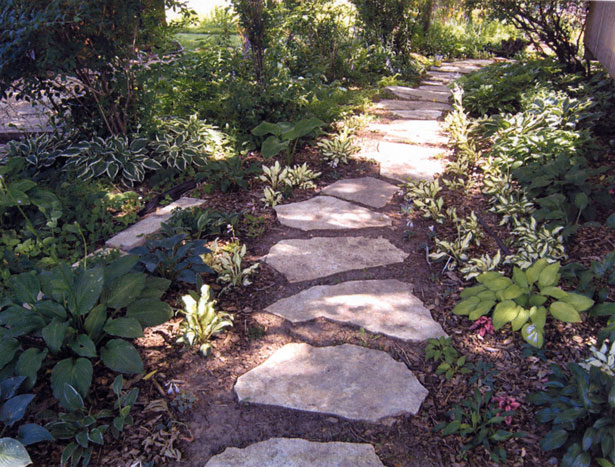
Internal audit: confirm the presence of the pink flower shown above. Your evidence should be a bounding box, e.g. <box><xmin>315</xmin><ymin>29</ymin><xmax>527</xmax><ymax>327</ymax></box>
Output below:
<box><xmin>469</xmin><ymin>316</ymin><xmax>495</xmax><ymax>337</ymax></box>
<box><xmin>492</xmin><ymin>395</ymin><xmax>520</xmax><ymax>425</ymax></box>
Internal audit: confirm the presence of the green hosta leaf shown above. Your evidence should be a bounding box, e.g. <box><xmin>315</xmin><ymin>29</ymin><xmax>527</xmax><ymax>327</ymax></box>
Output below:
<box><xmin>103</xmin><ymin>318</ymin><xmax>143</xmax><ymax>338</ymax></box>
<box><xmin>126</xmin><ymin>299</ymin><xmax>173</xmax><ymax>327</ymax></box>
<box><xmin>68</xmin><ymin>268</ymin><xmax>104</xmax><ymax>316</ymax></box>
<box><xmin>63</xmin><ymin>384</ymin><xmax>84</xmax><ymax>412</ymax></box>
<box><xmin>251</xmin><ymin>121</ymin><xmax>282</xmax><ymax>137</ymax></box>
<box><xmin>0</xmin><ymin>394</ymin><xmax>34</xmax><ymax>427</ymax></box>
<box><xmin>477</xmin><ymin>271</ymin><xmax>503</xmax><ymax>283</ymax></box>
<box><xmin>15</xmin><ymin>348</ymin><xmax>47</xmax><ymax>389</ymax></box>
<box><xmin>0</xmin><ymin>438</ymin><xmax>32</xmax><ymax>467</ymax></box>
<box><xmin>459</xmin><ymin>285</ymin><xmax>487</xmax><ymax>299</ymax></box>
<box><xmin>526</xmin><ymin>259</ymin><xmax>549</xmax><ymax>285</ymax></box>
<box><xmin>540</xmin><ymin>286</ymin><xmax>568</xmax><ymax>300</ymax></box>
<box><xmin>502</xmin><ymin>284</ymin><xmax>524</xmax><ymax>300</ymax></box>
<box><xmin>550</xmin><ymin>301</ymin><xmax>581</xmax><ymax>323</ymax></box>
<box><xmin>103</xmin><ymin>255</ymin><xmax>139</xmax><ymax>283</ymax></box>
<box><xmin>0</xmin><ymin>339</ymin><xmax>20</xmax><ymax>370</ymax></box>
<box><xmin>260</xmin><ymin>136</ymin><xmax>289</xmax><ymax>159</ymax></box>
<box><xmin>50</xmin><ymin>358</ymin><xmax>92</xmax><ymax>409</ymax></box>
<box><xmin>103</xmin><ymin>273</ymin><xmax>146</xmax><ymax>310</ymax></box>
<box><xmin>606</xmin><ymin>213</ymin><xmax>615</xmax><ymax>229</ymax></box>
<box><xmin>68</xmin><ymin>335</ymin><xmax>97</xmax><ymax>358</ymax></box>
<box><xmin>529</xmin><ymin>306</ymin><xmax>547</xmax><ymax>329</ymax></box>
<box><xmin>9</xmin><ymin>272</ymin><xmax>40</xmax><ymax>305</ymax></box>
<box><xmin>575</xmin><ymin>192</ymin><xmax>589</xmax><ymax>211</ymax></box>
<box><xmin>561</xmin><ymin>293</ymin><xmax>594</xmax><ymax>312</ymax></box>
<box><xmin>281</xmin><ymin>117</ymin><xmax>324</xmax><ymax>141</ymax></box>
<box><xmin>528</xmin><ymin>294</ymin><xmax>548</xmax><ymax>306</ymax></box>
<box><xmin>511</xmin><ymin>307</ymin><xmax>530</xmax><ymax>331</ymax></box>
<box><xmin>477</xmin><ymin>290</ymin><xmax>497</xmax><ymax>301</ymax></box>
<box><xmin>591</xmin><ymin>303</ymin><xmax>615</xmax><ymax>317</ymax></box>
<box><xmin>492</xmin><ymin>300</ymin><xmax>519</xmax><ymax>330</ymax></box>
<box><xmin>469</xmin><ymin>301</ymin><xmax>495</xmax><ymax>320</ymax></box>
<box><xmin>452</xmin><ymin>296</ymin><xmax>480</xmax><ymax>316</ymax></box>
<box><xmin>84</xmin><ymin>304</ymin><xmax>107</xmax><ymax>339</ymax></box>
<box><xmin>540</xmin><ymin>429</ymin><xmax>568</xmax><ymax>451</ymax></box>
<box><xmin>484</xmin><ymin>277</ymin><xmax>513</xmax><ymax>292</ymax></box>
<box><xmin>538</xmin><ymin>262</ymin><xmax>560</xmax><ymax>288</ymax></box>
<box><xmin>100</xmin><ymin>340</ymin><xmax>143</xmax><ymax>374</ymax></box>
<box><xmin>41</xmin><ymin>320</ymin><xmax>68</xmax><ymax>354</ymax></box>
<box><xmin>522</xmin><ymin>323</ymin><xmax>544</xmax><ymax>348</ymax></box>
<box><xmin>513</xmin><ymin>267</ymin><xmax>529</xmax><ymax>289</ymax></box>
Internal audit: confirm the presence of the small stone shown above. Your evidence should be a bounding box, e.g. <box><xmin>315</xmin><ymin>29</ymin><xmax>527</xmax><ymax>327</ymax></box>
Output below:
<box><xmin>265</xmin><ymin>280</ymin><xmax>447</xmax><ymax>341</ymax></box>
<box><xmin>274</xmin><ymin>196</ymin><xmax>391</xmax><ymax>231</ymax></box>
<box><xmin>205</xmin><ymin>438</ymin><xmax>384</xmax><ymax>466</ymax></box>
<box><xmin>320</xmin><ymin>177</ymin><xmax>398</xmax><ymax>208</ymax></box>
<box><xmin>234</xmin><ymin>343</ymin><xmax>429</xmax><ymax>422</ymax></box>
<box><xmin>265</xmin><ymin>236</ymin><xmax>408</xmax><ymax>283</ymax></box>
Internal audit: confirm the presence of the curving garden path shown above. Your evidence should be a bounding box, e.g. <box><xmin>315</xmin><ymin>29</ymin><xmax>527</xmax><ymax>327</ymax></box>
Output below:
<box><xmin>202</xmin><ymin>59</ymin><xmax>493</xmax><ymax>465</ymax></box>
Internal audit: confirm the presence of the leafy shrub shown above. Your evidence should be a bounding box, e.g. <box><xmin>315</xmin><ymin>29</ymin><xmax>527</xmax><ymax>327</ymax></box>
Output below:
<box><xmin>251</xmin><ymin>118</ymin><xmax>324</xmax><ymax>163</ymax></box>
<box><xmin>562</xmin><ymin>251</ymin><xmax>615</xmax><ymax>309</ymax></box>
<box><xmin>177</xmin><ymin>284</ymin><xmax>233</xmax><ymax>357</ymax></box>
<box><xmin>197</xmin><ymin>155</ymin><xmax>259</xmax><ymax>193</ymax></box>
<box><xmin>160</xmin><ymin>207</ymin><xmax>242</xmax><ymax>240</ymax></box>
<box><xmin>528</xmin><ymin>363</ymin><xmax>615</xmax><ymax>466</ymax></box>
<box><xmin>63</xmin><ymin>136</ymin><xmax>161</xmax><ymax>187</ymax></box>
<box><xmin>132</xmin><ymin>234</ymin><xmax>212</xmax><ymax>285</ymax></box>
<box><xmin>453</xmin><ymin>259</ymin><xmax>594</xmax><ymax>348</ymax></box>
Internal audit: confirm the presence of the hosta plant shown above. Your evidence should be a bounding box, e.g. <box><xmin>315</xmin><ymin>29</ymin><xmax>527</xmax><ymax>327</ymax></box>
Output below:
<box><xmin>287</xmin><ymin>163</ymin><xmax>321</xmax><ymax>190</ymax></box>
<box><xmin>528</xmin><ymin>363</ymin><xmax>615</xmax><ymax>467</ymax></box>
<box><xmin>63</xmin><ymin>136</ymin><xmax>161</xmax><ymax>187</ymax></box>
<box><xmin>460</xmin><ymin>251</ymin><xmax>502</xmax><ymax>281</ymax></box>
<box><xmin>251</xmin><ymin>118</ymin><xmax>324</xmax><ymax>163</ymax></box>
<box><xmin>262</xmin><ymin>187</ymin><xmax>283</xmax><ymax>208</ymax></box>
<box><xmin>453</xmin><ymin>259</ymin><xmax>594</xmax><ymax>348</ymax></box>
<box><xmin>260</xmin><ymin>161</ymin><xmax>291</xmax><ymax>191</ymax></box>
<box><xmin>581</xmin><ymin>340</ymin><xmax>615</xmax><ymax>377</ymax></box>
<box><xmin>429</xmin><ymin>233</ymin><xmax>472</xmax><ymax>271</ymax></box>
<box><xmin>317</xmin><ymin>134</ymin><xmax>359</xmax><ymax>167</ymax></box>
<box><xmin>177</xmin><ymin>284</ymin><xmax>233</xmax><ymax>357</ymax></box>
<box><xmin>210</xmin><ymin>242</ymin><xmax>259</xmax><ymax>293</ymax></box>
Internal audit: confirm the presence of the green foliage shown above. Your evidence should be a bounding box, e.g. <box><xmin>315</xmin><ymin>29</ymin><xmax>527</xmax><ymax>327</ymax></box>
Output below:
<box><xmin>453</xmin><ymin>259</ymin><xmax>594</xmax><ymax>348</ymax></box>
<box><xmin>63</xmin><ymin>136</ymin><xmax>161</xmax><ymax>187</ymax></box>
<box><xmin>528</xmin><ymin>363</ymin><xmax>615</xmax><ymax>466</ymax></box>
<box><xmin>0</xmin><ymin>437</ymin><xmax>32</xmax><ymax>467</ymax></box>
<box><xmin>241</xmin><ymin>213</ymin><xmax>267</xmax><ymax>238</ymax></box>
<box><xmin>435</xmin><ymin>388</ymin><xmax>523</xmax><ymax>463</ymax></box>
<box><xmin>562</xmin><ymin>252</ymin><xmax>615</xmax><ymax>310</ymax></box>
<box><xmin>286</xmin><ymin>163</ymin><xmax>321</xmax><ymax>190</ymax></box>
<box><xmin>404</xmin><ymin>179</ymin><xmax>446</xmax><ymax>223</ymax></box>
<box><xmin>132</xmin><ymin>234</ymin><xmax>213</xmax><ymax>285</ymax></box>
<box><xmin>160</xmin><ymin>207</ymin><xmax>242</xmax><ymax>241</ymax></box>
<box><xmin>210</xmin><ymin>242</ymin><xmax>259</xmax><ymax>294</ymax></box>
<box><xmin>317</xmin><ymin>133</ymin><xmax>359</xmax><ymax>168</ymax></box>
<box><xmin>197</xmin><ymin>155</ymin><xmax>259</xmax><ymax>193</ymax></box>
<box><xmin>177</xmin><ymin>284</ymin><xmax>233</xmax><ymax>357</ymax></box>
<box><xmin>251</xmin><ymin>118</ymin><xmax>324</xmax><ymax>163</ymax></box>
<box><xmin>425</xmin><ymin>337</ymin><xmax>471</xmax><ymax>380</ymax></box>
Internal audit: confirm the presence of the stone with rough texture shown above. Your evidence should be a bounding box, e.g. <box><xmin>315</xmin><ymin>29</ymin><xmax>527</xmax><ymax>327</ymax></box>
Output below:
<box><xmin>425</xmin><ymin>71</ymin><xmax>461</xmax><ymax>83</ymax></box>
<box><xmin>385</xmin><ymin>86</ymin><xmax>450</xmax><ymax>103</ymax></box>
<box><xmin>235</xmin><ymin>343</ymin><xmax>429</xmax><ymax>422</ymax></box>
<box><xmin>205</xmin><ymin>438</ymin><xmax>384</xmax><ymax>467</ymax></box>
<box><xmin>388</xmin><ymin>109</ymin><xmax>444</xmax><ymax>120</ymax></box>
<box><xmin>417</xmin><ymin>84</ymin><xmax>452</xmax><ymax>93</ymax></box>
<box><xmin>432</xmin><ymin>64</ymin><xmax>480</xmax><ymax>74</ymax></box>
<box><xmin>265</xmin><ymin>280</ymin><xmax>447</xmax><ymax>341</ymax></box>
<box><xmin>374</xmin><ymin>99</ymin><xmax>450</xmax><ymax>112</ymax></box>
<box><xmin>106</xmin><ymin>197</ymin><xmax>206</xmax><ymax>251</ymax></box>
<box><xmin>265</xmin><ymin>236</ymin><xmax>407</xmax><ymax>282</ymax></box>
<box><xmin>362</xmin><ymin>141</ymin><xmax>446</xmax><ymax>182</ymax></box>
<box><xmin>320</xmin><ymin>177</ymin><xmax>398</xmax><ymax>208</ymax></box>
<box><xmin>274</xmin><ymin>196</ymin><xmax>391</xmax><ymax>231</ymax></box>
<box><xmin>365</xmin><ymin>120</ymin><xmax>448</xmax><ymax>146</ymax></box>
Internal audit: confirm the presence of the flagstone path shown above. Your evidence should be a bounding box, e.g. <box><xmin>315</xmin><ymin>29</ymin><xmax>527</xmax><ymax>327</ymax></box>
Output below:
<box><xmin>203</xmin><ymin>59</ymin><xmax>493</xmax><ymax>465</ymax></box>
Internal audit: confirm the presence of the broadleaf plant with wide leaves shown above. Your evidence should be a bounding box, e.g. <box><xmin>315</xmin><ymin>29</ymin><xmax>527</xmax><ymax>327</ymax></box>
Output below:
<box><xmin>453</xmin><ymin>259</ymin><xmax>594</xmax><ymax>348</ymax></box>
<box><xmin>0</xmin><ymin>255</ymin><xmax>172</xmax><ymax>410</ymax></box>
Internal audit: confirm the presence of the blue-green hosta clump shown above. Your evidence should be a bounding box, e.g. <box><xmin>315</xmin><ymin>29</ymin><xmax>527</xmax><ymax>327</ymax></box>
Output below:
<box><xmin>453</xmin><ymin>259</ymin><xmax>594</xmax><ymax>348</ymax></box>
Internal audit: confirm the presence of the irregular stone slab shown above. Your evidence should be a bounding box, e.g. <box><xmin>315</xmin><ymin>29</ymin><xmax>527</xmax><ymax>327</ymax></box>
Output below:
<box><xmin>450</xmin><ymin>59</ymin><xmax>493</xmax><ymax>67</ymax></box>
<box><xmin>205</xmin><ymin>438</ymin><xmax>384</xmax><ymax>467</ymax></box>
<box><xmin>425</xmin><ymin>71</ymin><xmax>461</xmax><ymax>83</ymax></box>
<box><xmin>432</xmin><ymin>64</ymin><xmax>480</xmax><ymax>74</ymax></box>
<box><xmin>265</xmin><ymin>237</ymin><xmax>407</xmax><ymax>282</ymax></box>
<box><xmin>235</xmin><ymin>343</ymin><xmax>429</xmax><ymax>422</ymax></box>
<box><xmin>106</xmin><ymin>197</ymin><xmax>206</xmax><ymax>251</ymax></box>
<box><xmin>362</xmin><ymin>141</ymin><xmax>446</xmax><ymax>182</ymax></box>
<box><xmin>274</xmin><ymin>196</ymin><xmax>391</xmax><ymax>231</ymax></box>
<box><xmin>366</xmin><ymin>120</ymin><xmax>448</xmax><ymax>146</ymax></box>
<box><xmin>385</xmin><ymin>86</ymin><xmax>450</xmax><ymax>103</ymax></box>
<box><xmin>417</xmin><ymin>84</ymin><xmax>452</xmax><ymax>93</ymax></box>
<box><xmin>374</xmin><ymin>99</ymin><xmax>450</xmax><ymax>112</ymax></box>
<box><xmin>320</xmin><ymin>177</ymin><xmax>398</xmax><ymax>208</ymax></box>
<box><xmin>265</xmin><ymin>280</ymin><xmax>447</xmax><ymax>341</ymax></box>
<box><xmin>388</xmin><ymin>109</ymin><xmax>444</xmax><ymax>120</ymax></box>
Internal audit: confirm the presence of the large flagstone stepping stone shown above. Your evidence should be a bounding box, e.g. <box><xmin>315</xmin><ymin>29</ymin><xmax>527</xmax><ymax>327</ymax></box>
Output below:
<box><xmin>432</xmin><ymin>64</ymin><xmax>480</xmax><ymax>74</ymax></box>
<box><xmin>417</xmin><ymin>84</ymin><xmax>452</xmax><ymax>93</ymax></box>
<box><xmin>362</xmin><ymin>141</ymin><xmax>446</xmax><ymax>182</ymax></box>
<box><xmin>205</xmin><ymin>438</ymin><xmax>384</xmax><ymax>467</ymax></box>
<box><xmin>320</xmin><ymin>177</ymin><xmax>398</xmax><ymax>208</ymax></box>
<box><xmin>388</xmin><ymin>109</ymin><xmax>444</xmax><ymax>120</ymax></box>
<box><xmin>265</xmin><ymin>280</ymin><xmax>447</xmax><ymax>341</ymax></box>
<box><xmin>106</xmin><ymin>197</ymin><xmax>206</xmax><ymax>251</ymax></box>
<box><xmin>366</xmin><ymin>120</ymin><xmax>448</xmax><ymax>146</ymax></box>
<box><xmin>374</xmin><ymin>99</ymin><xmax>450</xmax><ymax>112</ymax></box>
<box><xmin>425</xmin><ymin>71</ymin><xmax>461</xmax><ymax>83</ymax></box>
<box><xmin>274</xmin><ymin>196</ymin><xmax>391</xmax><ymax>231</ymax></box>
<box><xmin>234</xmin><ymin>343</ymin><xmax>429</xmax><ymax>422</ymax></box>
<box><xmin>385</xmin><ymin>86</ymin><xmax>450</xmax><ymax>103</ymax></box>
<box><xmin>265</xmin><ymin>236</ymin><xmax>407</xmax><ymax>283</ymax></box>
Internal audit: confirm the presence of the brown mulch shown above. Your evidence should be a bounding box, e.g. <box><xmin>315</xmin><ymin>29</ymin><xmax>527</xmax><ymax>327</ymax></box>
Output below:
<box><xmin>29</xmin><ymin>144</ymin><xmax>613</xmax><ymax>466</ymax></box>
